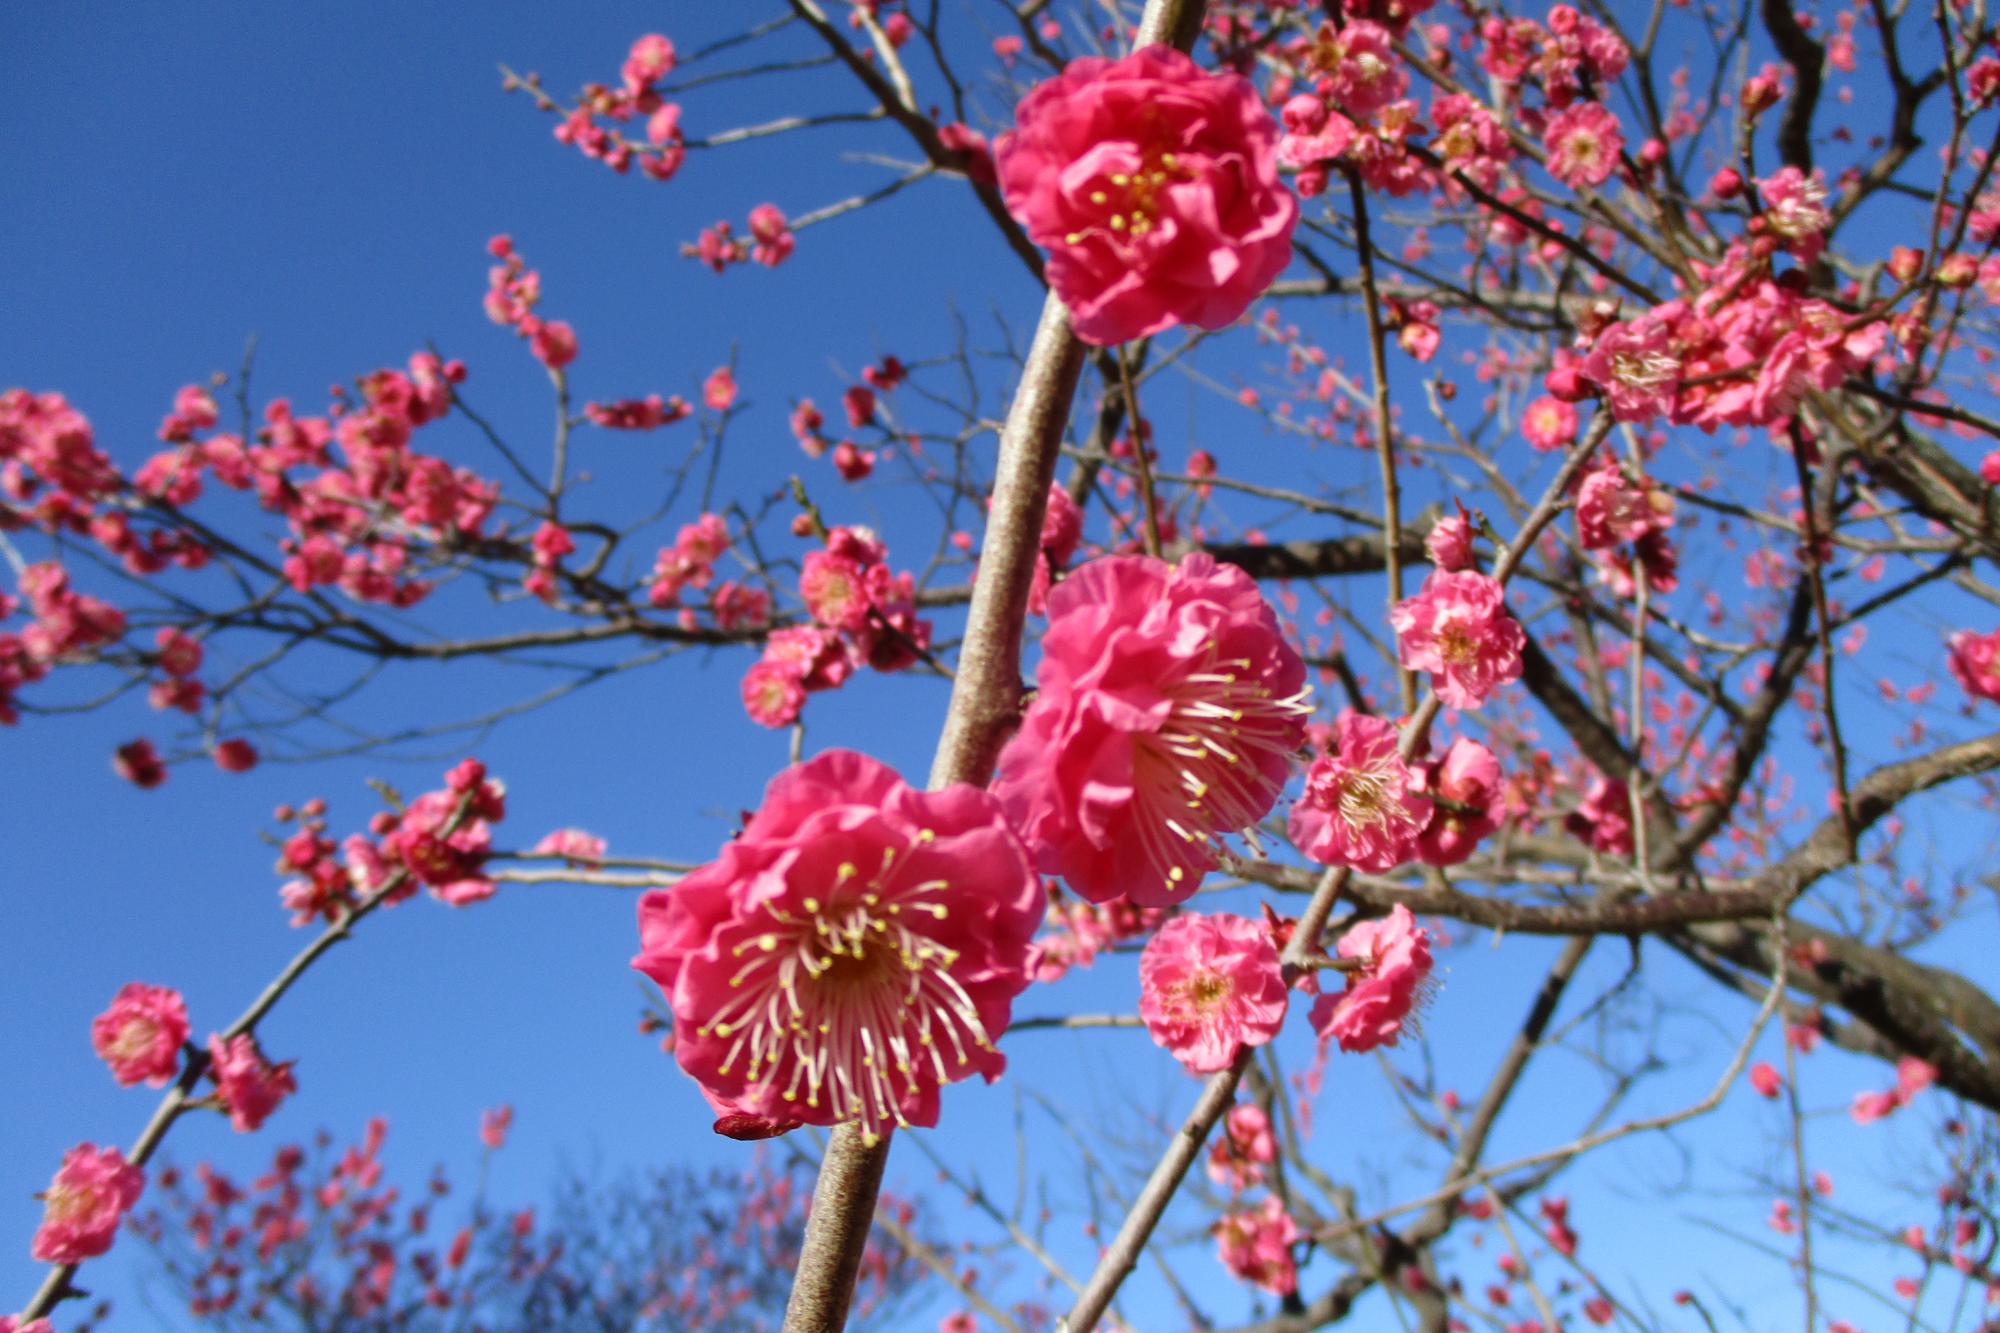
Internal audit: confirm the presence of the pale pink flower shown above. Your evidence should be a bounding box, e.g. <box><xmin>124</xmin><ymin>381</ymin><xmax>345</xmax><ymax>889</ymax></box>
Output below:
<box><xmin>633</xmin><ymin>750</ymin><xmax>1042</xmax><ymax>1143</ymax></box>
<box><xmin>91</xmin><ymin>982</ymin><xmax>190</xmax><ymax>1087</ymax></box>
<box><xmin>207</xmin><ymin>1033</ymin><xmax>297</xmax><ymax>1132</ymax></box>
<box><xmin>1758</xmin><ymin>166</ymin><xmax>1830</xmax><ymax>259</ymax></box>
<box><xmin>1138</xmin><ymin>913</ymin><xmax>1288</xmax><ymax>1074</ymax></box>
<box><xmin>1206</xmin><ymin>1103</ymin><xmax>1277</xmax><ymax>1191</ymax></box>
<box><xmin>1391</xmin><ymin>570</ymin><xmax>1525</xmax><ymax>710</ymax></box>
<box><xmin>1581</xmin><ymin>315</ymin><xmax>1681</xmax><ymax>422</ymax></box>
<box><xmin>1947</xmin><ymin>628</ymin><xmax>2000</xmax><ymax>704</ymax></box>
<box><xmin>1522</xmin><ymin>394</ymin><xmax>1580</xmax><ymax>451</ymax></box>
<box><xmin>1213</xmin><ymin>1195</ymin><xmax>1299</xmax><ymax>1295</ymax></box>
<box><xmin>30</xmin><ymin>1144</ymin><xmax>144</xmax><ymax>1263</ymax></box>
<box><xmin>1415</xmin><ymin>737</ymin><xmax>1502</xmax><ymax>866</ymax></box>
<box><xmin>1897</xmin><ymin>1056</ymin><xmax>1938</xmax><ymax>1097</ymax></box>
<box><xmin>533</xmin><ymin>828</ymin><xmax>607</xmax><ymax>870</ymax></box>
<box><xmin>1290</xmin><ymin>711</ymin><xmax>1432</xmax><ymax>873</ymax></box>
<box><xmin>1310</xmin><ymin>904</ymin><xmax>1433</xmax><ymax>1053</ymax></box>
<box><xmin>992</xmin><ymin>553</ymin><xmax>1310</xmax><ymax>905</ymax></box>
<box><xmin>995</xmin><ymin>46</ymin><xmax>1298</xmax><ymax>345</ymax></box>
<box><xmin>1543</xmin><ymin>100</ymin><xmax>1624</xmax><ymax>190</ymax></box>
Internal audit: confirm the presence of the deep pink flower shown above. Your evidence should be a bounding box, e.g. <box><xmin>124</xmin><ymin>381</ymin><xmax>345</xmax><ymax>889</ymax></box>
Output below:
<box><xmin>1310</xmin><ymin>904</ymin><xmax>1433</xmax><ymax>1053</ymax></box>
<box><xmin>995</xmin><ymin>46</ymin><xmax>1297</xmax><ymax>345</ymax></box>
<box><xmin>1544</xmin><ymin>100</ymin><xmax>1623</xmax><ymax>189</ymax></box>
<box><xmin>208</xmin><ymin>1033</ymin><xmax>297</xmax><ymax>1132</ymax></box>
<box><xmin>1206</xmin><ymin>1102</ymin><xmax>1277</xmax><ymax>1191</ymax></box>
<box><xmin>212</xmin><ymin>738</ymin><xmax>259</xmax><ymax>773</ymax></box>
<box><xmin>992</xmin><ymin>553</ymin><xmax>1309</xmax><ymax>905</ymax></box>
<box><xmin>1947</xmin><ymin>628</ymin><xmax>2000</xmax><ymax>704</ymax></box>
<box><xmin>528</xmin><ymin>320</ymin><xmax>578</xmax><ymax>370</ymax></box>
<box><xmin>1138</xmin><ymin>913</ymin><xmax>1288</xmax><ymax>1074</ymax></box>
<box><xmin>91</xmin><ymin>982</ymin><xmax>189</xmax><ymax>1087</ymax></box>
<box><xmin>387</xmin><ymin>788</ymin><xmax>497</xmax><ymax>905</ymax></box>
<box><xmin>1749</xmin><ymin>1061</ymin><xmax>1783</xmax><ymax>1098</ymax></box>
<box><xmin>1425</xmin><ymin>510</ymin><xmax>1475</xmax><ymax>572</ymax></box>
<box><xmin>1290</xmin><ymin>711</ymin><xmax>1432</xmax><ymax>873</ymax></box>
<box><xmin>746</xmin><ymin>204</ymin><xmax>794</xmax><ymax>267</ymax></box>
<box><xmin>31</xmin><ymin>1144</ymin><xmax>144</xmax><ymax>1263</ymax></box>
<box><xmin>1213</xmin><ymin>1195</ymin><xmax>1299</xmax><ymax>1295</ymax></box>
<box><xmin>1415</xmin><ymin>737</ymin><xmax>1501</xmax><ymax>866</ymax></box>
<box><xmin>633</xmin><ymin>750</ymin><xmax>1042</xmax><ymax>1143</ymax></box>
<box><xmin>113</xmin><ymin>737</ymin><xmax>167</xmax><ymax>789</ymax></box>
<box><xmin>1566</xmin><ymin>775</ymin><xmax>1635</xmax><ymax>855</ymax></box>
<box><xmin>1391</xmin><ymin>570</ymin><xmax>1524</xmax><ymax>710</ymax></box>
<box><xmin>1</xmin><ymin>1317</ymin><xmax>55</xmax><ymax>1333</ymax></box>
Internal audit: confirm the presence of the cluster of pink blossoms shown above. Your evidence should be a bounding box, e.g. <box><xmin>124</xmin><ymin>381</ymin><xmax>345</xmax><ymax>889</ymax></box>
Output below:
<box><xmin>584</xmin><ymin>392</ymin><xmax>690</xmax><ymax>431</ymax></box>
<box><xmin>741</xmin><ymin>525</ymin><xmax>927</xmax><ymax>728</ymax></box>
<box><xmin>633</xmin><ymin>750</ymin><xmax>1042</xmax><ymax>1143</ymax></box>
<box><xmin>483</xmin><ymin>235</ymin><xmax>577</xmax><ymax>370</ymax></box>
<box><xmin>1274</xmin><ymin>9</ymin><xmax>1444</xmax><ymax>199</ymax></box>
<box><xmin>1564</xmin><ymin>239</ymin><xmax>1887</xmax><ymax>434</ymax></box>
<box><xmin>790</xmin><ymin>355</ymin><xmax>909</xmax><ymax>482</ymax></box>
<box><xmin>996</xmin><ymin>45</ymin><xmax>1298</xmax><ymax>345</ymax></box>
<box><xmin>537</xmin><ymin>33</ymin><xmax>687</xmax><ymax>182</ymax></box>
<box><xmin>688</xmin><ymin>204</ymin><xmax>796</xmax><ymax>271</ymax></box>
<box><xmin>1029</xmin><ymin>883</ymin><xmax>1161</xmax><ymax>983</ymax></box>
<box><xmin>1137</xmin><ymin>913</ymin><xmax>1288</xmax><ymax>1075</ymax></box>
<box><xmin>992</xmin><ymin>552</ymin><xmax>1310</xmax><ymax>905</ymax></box>
<box><xmin>1312</xmin><ymin>904</ymin><xmax>1434</xmax><ymax>1053</ymax></box>
<box><xmin>1851</xmin><ymin>1055</ymin><xmax>1937</xmax><ymax>1124</ymax></box>
<box><xmin>1391</xmin><ymin>570</ymin><xmax>1525</xmax><ymax>710</ymax></box>
<box><xmin>1213</xmin><ymin>1195</ymin><xmax>1300</xmax><ymax>1296</ymax></box>
<box><xmin>275</xmin><ymin>758</ymin><xmax>506</xmax><ymax>923</ymax></box>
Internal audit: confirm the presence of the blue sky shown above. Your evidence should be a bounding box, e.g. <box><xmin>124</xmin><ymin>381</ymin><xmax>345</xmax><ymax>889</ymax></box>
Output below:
<box><xmin>2</xmin><ymin>5</ymin><xmax>1994</xmax><ymax>1332</ymax></box>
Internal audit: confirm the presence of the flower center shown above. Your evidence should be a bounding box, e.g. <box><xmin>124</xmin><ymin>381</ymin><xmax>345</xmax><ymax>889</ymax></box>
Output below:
<box><xmin>1067</xmin><ymin>149</ymin><xmax>1190</xmax><ymax>244</ymax></box>
<box><xmin>1435</xmin><ymin>621</ymin><xmax>1479</xmax><ymax>667</ymax></box>
<box><xmin>697</xmin><ymin>846</ymin><xmax>993</xmax><ymax>1144</ymax></box>
<box><xmin>43</xmin><ymin>1182</ymin><xmax>91</xmax><ymax>1225</ymax></box>
<box><xmin>1171</xmin><ymin>969</ymin><xmax>1234</xmax><ymax>1018</ymax></box>
<box><xmin>1610</xmin><ymin>349</ymin><xmax>1679</xmax><ymax>389</ymax></box>
<box><xmin>109</xmin><ymin>1018</ymin><xmax>159</xmax><ymax>1061</ymax></box>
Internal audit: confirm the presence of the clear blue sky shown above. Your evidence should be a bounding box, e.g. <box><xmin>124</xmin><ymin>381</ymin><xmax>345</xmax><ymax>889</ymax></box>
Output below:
<box><xmin>2</xmin><ymin>6</ymin><xmax>1991</xmax><ymax>1332</ymax></box>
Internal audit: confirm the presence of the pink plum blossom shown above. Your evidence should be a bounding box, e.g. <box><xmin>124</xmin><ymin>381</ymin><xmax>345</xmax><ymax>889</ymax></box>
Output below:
<box><xmin>992</xmin><ymin>553</ymin><xmax>1309</xmax><ymax>905</ymax></box>
<box><xmin>1137</xmin><ymin>913</ymin><xmax>1288</xmax><ymax>1074</ymax></box>
<box><xmin>208</xmin><ymin>1033</ymin><xmax>297</xmax><ymax>1132</ymax></box>
<box><xmin>1544</xmin><ymin>100</ymin><xmax>1623</xmax><ymax>189</ymax></box>
<box><xmin>31</xmin><ymin>1144</ymin><xmax>144</xmax><ymax>1263</ymax></box>
<box><xmin>1213</xmin><ymin>1195</ymin><xmax>1299</xmax><ymax>1295</ymax></box>
<box><xmin>91</xmin><ymin>982</ymin><xmax>189</xmax><ymax>1087</ymax></box>
<box><xmin>1290</xmin><ymin>711</ymin><xmax>1432</xmax><ymax>874</ymax></box>
<box><xmin>1415</xmin><ymin>737</ymin><xmax>1502</xmax><ymax>866</ymax></box>
<box><xmin>1947</xmin><ymin>628</ymin><xmax>2000</xmax><ymax>704</ymax></box>
<box><xmin>1310</xmin><ymin>904</ymin><xmax>1434</xmax><ymax>1053</ymax></box>
<box><xmin>995</xmin><ymin>46</ymin><xmax>1298</xmax><ymax>345</ymax></box>
<box><xmin>1391</xmin><ymin>570</ymin><xmax>1525</xmax><ymax>710</ymax></box>
<box><xmin>633</xmin><ymin>750</ymin><xmax>1042</xmax><ymax>1143</ymax></box>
